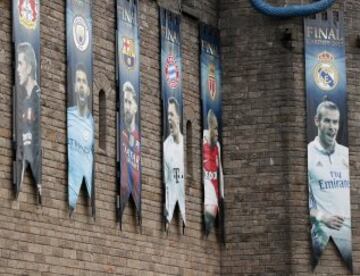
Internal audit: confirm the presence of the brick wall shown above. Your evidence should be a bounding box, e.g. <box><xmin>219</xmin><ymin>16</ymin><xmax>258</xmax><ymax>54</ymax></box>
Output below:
<box><xmin>0</xmin><ymin>0</ymin><xmax>221</xmax><ymax>275</ymax></box>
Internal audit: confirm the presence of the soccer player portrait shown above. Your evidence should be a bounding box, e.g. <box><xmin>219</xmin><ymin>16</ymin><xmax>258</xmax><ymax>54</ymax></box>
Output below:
<box><xmin>16</xmin><ymin>42</ymin><xmax>41</xmax><ymax>202</ymax></box>
<box><xmin>67</xmin><ymin>64</ymin><xmax>94</xmax><ymax>215</ymax></box>
<box><xmin>203</xmin><ymin>109</ymin><xmax>224</xmax><ymax>235</ymax></box>
<box><xmin>308</xmin><ymin>100</ymin><xmax>352</xmax><ymax>267</ymax></box>
<box><xmin>163</xmin><ymin>97</ymin><xmax>185</xmax><ymax>226</ymax></box>
<box><xmin>121</xmin><ymin>81</ymin><xmax>141</xmax><ymax>208</ymax></box>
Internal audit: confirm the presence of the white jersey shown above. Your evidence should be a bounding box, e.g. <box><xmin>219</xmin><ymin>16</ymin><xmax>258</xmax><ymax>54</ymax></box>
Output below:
<box><xmin>308</xmin><ymin>137</ymin><xmax>350</xmax><ymax>220</ymax></box>
<box><xmin>164</xmin><ymin>134</ymin><xmax>186</xmax><ymax>224</ymax></box>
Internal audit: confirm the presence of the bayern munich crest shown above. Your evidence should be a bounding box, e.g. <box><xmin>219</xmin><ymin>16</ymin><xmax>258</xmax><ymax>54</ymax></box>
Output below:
<box><xmin>18</xmin><ymin>0</ymin><xmax>39</xmax><ymax>29</ymax></box>
<box><xmin>313</xmin><ymin>51</ymin><xmax>339</xmax><ymax>91</ymax></box>
<box><xmin>122</xmin><ymin>37</ymin><xmax>136</xmax><ymax>69</ymax></box>
<box><xmin>73</xmin><ymin>16</ymin><xmax>90</xmax><ymax>52</ymax></box>
<box><xmin>208</xmin><ymin>63</ymin><xmax>217</xmax><ymax>100</ymax></box>
<box><xmin>165</xmin><ymin>55</ymin><xmax>179</xmax><ymax>89</ymax></box>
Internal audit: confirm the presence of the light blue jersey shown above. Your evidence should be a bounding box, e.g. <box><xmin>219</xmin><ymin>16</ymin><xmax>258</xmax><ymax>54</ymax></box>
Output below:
<box><xmin>67</xmin><ymin>106</ymin><xmax>94</xmax><ymax>210</ymax></box>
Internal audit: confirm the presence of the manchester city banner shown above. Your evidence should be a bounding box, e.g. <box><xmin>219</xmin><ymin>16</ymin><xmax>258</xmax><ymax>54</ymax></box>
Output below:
<box><xmin>116</xmin><ymin>0</ymin><xmax>142</xmax><ymax>228</ymax></box>
<box><xmin>160</xmin><ymin>7</ymin><xmax>186</xmax><ymax>231</ymax></box>
<box><xmin>305</xmin><ymin>10</ymin><xmax>352</xmax><ymax>271</ymax></box>
<box><xmin>13</xmin><ymin>0</ymin><xmax>42</xmax><ymax>204</ymax></box>
<box><xmin>66</xmin><ymin>0</ymin><xmax>95</xmax><ymax>217</ymax></box>
<box><xmin>200</xmin><ymin>24</ymin><xmax>225</xmax><ymax>242</ymax></box>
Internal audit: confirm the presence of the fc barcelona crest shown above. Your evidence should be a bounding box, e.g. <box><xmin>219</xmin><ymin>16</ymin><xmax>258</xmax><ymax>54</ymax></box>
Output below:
<box><xmin>18</xmin><ymin>0</ymin><xmax>39</xmax><ymax>29</ymax></box>
<box><xmin>165</xmin><ymin>55</ymin><xmax>179</xmax><ymax>89</ymax></box>
<box><xmin>208</xmin><ymin>63</ymin><xmax>217</xmax><ymax>100</ymax></box>
<box><xmin>313</xmin><ymin>51</ymin><xmax>339</xmax><ymax>92</ymax></box>
<box><xmin>122</xmin><ymin>37</ymin><xmax>136</xmax><ymax>69</ymax></box>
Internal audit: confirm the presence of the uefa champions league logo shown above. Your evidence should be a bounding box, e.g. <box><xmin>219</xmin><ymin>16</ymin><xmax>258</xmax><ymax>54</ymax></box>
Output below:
<box><xmin>73</xmin><ymin>16</ymin><xmax>90</xmax><ymax>52</ymax></box>
<box><xmin>313</xmin><ymin>51</ymin><xmax>339</xmax><ymax>92</ymax></box>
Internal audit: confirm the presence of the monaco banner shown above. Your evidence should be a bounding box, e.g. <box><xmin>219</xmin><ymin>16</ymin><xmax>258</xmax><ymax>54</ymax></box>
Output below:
<box><xmin>160</xmin><ymin>7</ymin><xmax>186</xmax><ymax>231</ymax></box>
<box><xmin>200</xmin><ymin>24</ymin><xmax>225</xmax><ymax>241</ymax></box>
<box><xmin>305</xmin><ymin>10</ymin><xmax>352</xmax><ymax>271</ymax></box>
<box><xmin>116</xmin><ymin>0</ymin><xmax>142</xmax><ymax>228</ymax></box>
<box><xmin>66</xmin><ymin>0</ymin><xmax>95</xmax><ymax>217</ymax></box>
<box><xmin>13</xmin><ymin>0</ymin><xmax>42</xmax><ymax>204</ymax></box>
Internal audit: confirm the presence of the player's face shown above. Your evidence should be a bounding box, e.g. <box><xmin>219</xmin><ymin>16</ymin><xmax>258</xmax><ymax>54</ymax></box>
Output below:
<box><xmin>17</xmin><ymin>53</ymin><xmax>30</xmax><ymax>86</ymax></box>
<box><xmin>209</xmin><ymin>118</ymin><xmax>218</xmax><ymax>147</ymax></box>
<box><xmin>124</xmin><ymin>90</ymin><xmax>137</xmax><ymax>128</ymax></box>
<box><xmin>316</xmin><ymin>108</ymin><xmax>340</xmax><ymax>149</ymax></box>
<box><xmin>168</xmin><ymin>103</ymin><xmax>179</xmax><ymax>137</ymax></box>
<box><xmin>75</xmin><ymin>70</ymin><xmax>90</xmax><ymax>108</ymax></box>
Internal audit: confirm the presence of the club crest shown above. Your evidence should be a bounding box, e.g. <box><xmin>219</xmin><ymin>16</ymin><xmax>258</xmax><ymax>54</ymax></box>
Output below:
<box><xmin>122</xmin><ymin>37</ymin><xmax>136</xmax><ymax>69</ymax></box>
<box><xmin>165</xmin><ymin>55</ymin><xmax>179</xmax><ymax>89</ymax></box>
<box><xmin>208</xmin><ymin>63</ymin><xmax>217</xmax><ymax>100</ymax></box>
<box><xmin>18</xmin><ymin>0</ymin><xmax>39</xmax><ymax>30</ymax></box>
<box><xmin>73</xmin><ymin>16</ymin><xmax>90</xmax><ymax>52</ymax></box>
<box><xmin>313</xmin><ymin>51</ymin><xmax>338</xmax><ymax>91</ymax></box>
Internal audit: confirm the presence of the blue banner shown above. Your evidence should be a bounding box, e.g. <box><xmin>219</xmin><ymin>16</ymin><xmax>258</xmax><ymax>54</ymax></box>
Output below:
<box><xmin>160</xmin><ymin>8</ymin><xmax>186</xmax><ymax>230</ymax></box>
<box><xmin>200</xmin><ymin>24</ymin><xmax>224</xmax><ymax>241</ymax></box>
<box><xmin>305</xmin><ymin>10</ymin><xmax>352</xmax><ymax>271</ymax></box>
<box><xmin>67</xmin><ymin>0</ymin><xmax>95</xmax><ymax>217</ymax></box>
<box><xmin>13</xmin><ymin>0</ymin><xmax>42</xmax><ymax>204</ymax></box>
<box><xmin>117</xmin><ymin>0</ymin><xmax>142</xmax><ymax>228</ymax></box>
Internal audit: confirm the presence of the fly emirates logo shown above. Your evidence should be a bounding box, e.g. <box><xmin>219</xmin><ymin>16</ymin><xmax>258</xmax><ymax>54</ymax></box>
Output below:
<box><xmin>319</xmin><ymin>171</ymin><xmax>349</xmax><ymax>190</ymax></box>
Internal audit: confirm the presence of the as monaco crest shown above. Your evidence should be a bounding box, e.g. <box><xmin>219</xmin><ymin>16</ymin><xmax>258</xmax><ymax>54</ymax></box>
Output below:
<box><xmin>208</xmin><ymin>64</ymin><xmax>217</xmax><ymax>100</ymax></box>
<box><xmin>122</xmin><ymin>37</ymin><xmax>136</xmax><ymax>69</ymax></box>
<box><xmin>313</xmin><ymin>51</ymin><xmax>339</xmax><ymax>92</ymax></box>
<box><xmin>165</xmin><ymin>55</ymin><xmax>179</xmax><ymax>89</ymax></box>
<box><xmin>18</xmin><ymin>0</ymin><xmax>39</xmax><ymax>29</ymax></box>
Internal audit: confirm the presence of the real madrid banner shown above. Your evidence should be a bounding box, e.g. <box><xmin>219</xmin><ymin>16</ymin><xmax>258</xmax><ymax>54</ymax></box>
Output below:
<box><xmin>160</xmin><ymin>7</ymin><xmax>186</xmax><ymax>231</ymax></box>
<box><xmin>66</xmin><ymin>0</ymin><xmax>95</xmax><ymax>217</ymax></box>
<box><xmin>200</xmin><ymin>24</ymin><xmax>225</xmax><ymax>242</ymax></box>
<box><xmin>13</xmin><ymin>0</ymin><xmax>42</xmax><ymax>203</ymax></box>
<box><xmin>304</xmin><ymin>10</ymin><xmax>352</xmax><ymax>271</ymax></box>
<box><xmin>116</xmin><ymin>0</ymin><xmax>142</xmax><ymax>228</ymax></box>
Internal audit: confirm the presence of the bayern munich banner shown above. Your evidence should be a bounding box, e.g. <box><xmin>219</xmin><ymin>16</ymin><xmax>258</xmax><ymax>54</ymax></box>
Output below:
<box><xmin>160</xmin><ymin>8</ymin><xmax>186</xmax><ymax>231</ymax></box>
<box><xmin>66</xmin><ymin>0</ymin><xmax>95</xmax><ymax>217</ymax></box>
<box><xmin>116</xmin><ymin>0</ymin><xmax>142</xmax><ymax>228</ymax></box>
<box><xmin>305</xmin><ymin>10</ymin><xmax>352</xmax><ymax>270</ymax></box>
<box><xmin>13</xmin><ymin>0</ymin><xmax>42</xmax><ymax>204</ymax></box>
<box><xmin>200</xmin><ymin>24</ymin><xmax>225</xmax><ymax>241</ymax></box>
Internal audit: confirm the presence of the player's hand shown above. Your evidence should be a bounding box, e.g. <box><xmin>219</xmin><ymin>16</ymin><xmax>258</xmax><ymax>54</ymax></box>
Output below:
<box><xmin>322</xmin><ymin>214</ymin><xmax>344</xmax><ymax>230</ymax></box>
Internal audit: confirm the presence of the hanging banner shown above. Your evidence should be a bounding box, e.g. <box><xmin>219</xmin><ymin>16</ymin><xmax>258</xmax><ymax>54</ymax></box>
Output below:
<box><xmin>160</xmin><ymin>7</ymin><xmax>186</xmax><ymax>230</ymax></box>
<box><xmin>116</xmin><ymin>0</ymin><xmax>142</xmax><ymax>228</ymax></box>
<box><xmin>12</xmin><ymin>0</ymin><xmax>42</xmax><ymax>204</ymax></box>
<box><xmin>66</xmin><ymin>0</ymin><xmax>95</xmax><ymax>217</ymax></box>
<box><xmin>200</xmin><ymin>24</ymin><xmax>224</xmax><ymax>241</ymax></box>
<box><xmin>305</xmin><ymin>10</ymin><xmax>352</xmax><ymax>271</ymax></box>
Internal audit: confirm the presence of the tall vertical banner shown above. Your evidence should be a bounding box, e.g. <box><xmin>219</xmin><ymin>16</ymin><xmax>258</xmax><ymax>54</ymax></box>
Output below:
<box><xmin>13</xmin><ymin>0</ymin><xmax>42</xmax><ymax>203</ymax></box>
<box><xmin>305</xmin><ymin>11</ymin><xmax>352</xmax><ymax>271</ymax></box>
<box><xmin>200</xmin><ymin>24</ymin><xmax>224</xmax><ymax>241</ymax></box>
<box><xmin>67</xmin><ymin>0</ymin><xmax>95</xmax><ymax>217</ymax></box>
<box><xmin>160</xmin><ymin>8</ymin><xmax>186</xmax><ymax>231</ymax></box>
<box><xmin>116</xmin><ymin>0</ymin><xmax>142</xmax><ymax>228</ymax></box>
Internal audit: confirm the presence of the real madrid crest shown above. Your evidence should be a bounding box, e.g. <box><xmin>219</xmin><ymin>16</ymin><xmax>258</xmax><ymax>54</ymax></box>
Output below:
<box><xmin>165</xmin><ymin>55</ymin><xmax>179</xmax><ymax>89</ymax></box>
<box><xmin>208</xmin><ymin>63</ymin><xmax>217</xmax><ymax>100</ymax></box>
<box><xmin>18</xmin><ymin>0</ymin><xmax>39</xmax><ymax>30</ymax></box>
<box><xmin>313</xmin><ymin>51</ymin><xmax>339</xmax><ymax>92</ymax></box>
<box><xmin>73</xmin><ymin>16</ymin><xmax>90</xmax><ymax>52</ymax></box>
<box><xmin>122</xmin><ymin>37</ymin><xmax>136</xmax><ymax>69</ymax></box>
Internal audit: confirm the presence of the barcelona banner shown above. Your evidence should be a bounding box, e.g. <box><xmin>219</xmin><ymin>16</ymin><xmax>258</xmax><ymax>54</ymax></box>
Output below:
<box><xmin>305</xmin><ymin>10</ymin><xmax>352</xmax><ymax>271</ymax></box>
<box><xmin>116</xmin><ymin>0</ymin><xmax>142</xmax><ymax>228</ymax></box>
<box><xmin>66</xmin><ymin>0</ymin><xmax>95</xmax><ymax>217</ymax></box>
<box><xmin>200</xmin><ymin>24</ymin><xmax>224</xmax><ymax>241</ymax></box>
<box><xmin>13</xmin><ymin>0</ymin><xmax>42</xmax><ymax>204</ymax></box>
<box><xmin>160</xmin><ymin>8</ymin><xmax>186</xmax><ymax>231</ymax></box>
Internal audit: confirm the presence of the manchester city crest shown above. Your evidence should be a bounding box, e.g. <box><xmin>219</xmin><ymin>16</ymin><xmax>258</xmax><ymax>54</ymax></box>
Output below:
<box><xmin>165</xmin><ymin>55</ymin><xmax>179</xmax><ymax>89</ymax></box>
<box><xmin>122</xmin><ymin>37</ymin><xmax>136</xmax><ymax>69</ymax></box>
<box><xmin>73</xmin><ymin>16</ymin><xmax>90</xmax><ymax>52</ymax></box>
<box><xmin>208</xmin><ymin>63</ymin><xmax>217</xmax><ymax>100</ymax></box>
<box><xmin>18</xmin><ymin>0</ymin><xmax>39</xmax><ymax>30</ymax></box>
<box><xmin>313</xmin><ymin>51</ymin><xmax>339</xmax><ymax>91</ymax></box>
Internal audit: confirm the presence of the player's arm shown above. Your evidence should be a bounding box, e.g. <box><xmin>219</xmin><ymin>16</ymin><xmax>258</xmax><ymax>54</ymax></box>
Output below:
<box><xmin>217</xmin><ymin>142</ymin><xmax>224</xmax><ymax>198</ymax></box>
<box><xmin>310</xmin><ymin>209</ymin><xmax>344</xmax><ymax>230</ymax></box>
